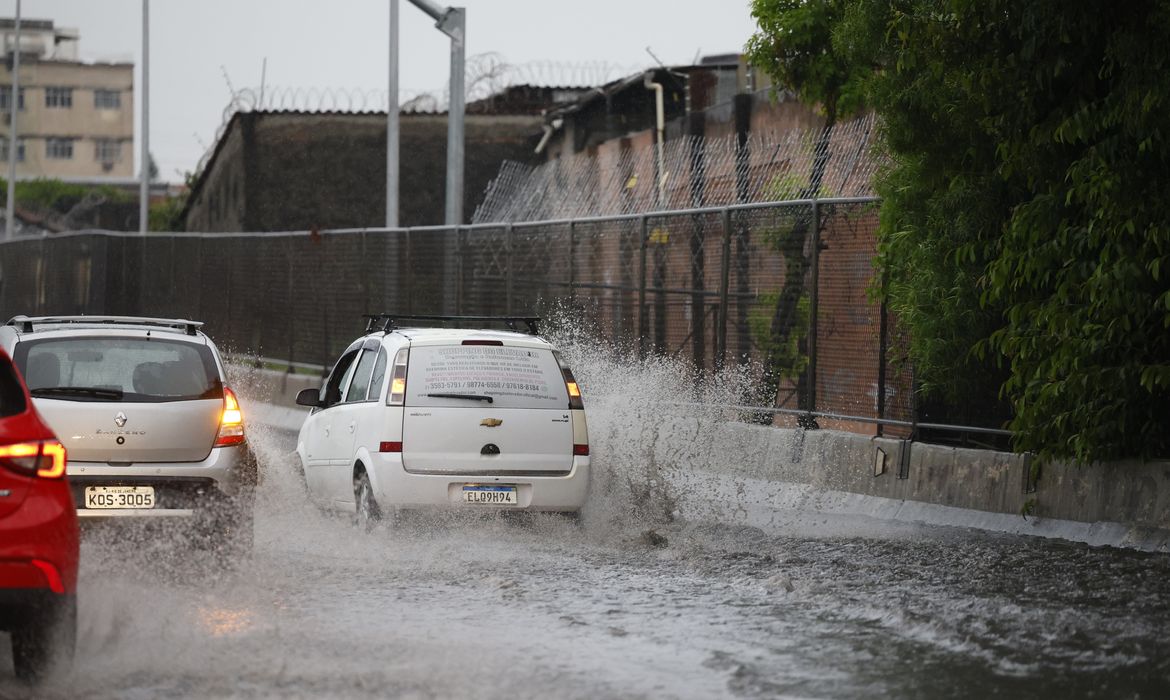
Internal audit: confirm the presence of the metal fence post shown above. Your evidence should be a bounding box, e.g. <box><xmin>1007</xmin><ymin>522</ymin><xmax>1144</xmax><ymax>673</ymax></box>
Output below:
<box><xmin>717</xmin><ymin>208</ymin><xmax>731</xmax><ymax>367</ymax></box>
<box><xmin>877</xmin><ymin>290</ymin><xmax>888</xmax><ymax>437</ymax></box>
<box><xmin>455</xmin><ymin>226</ymin><xmax>464</xmax><ymax>315</ymax></box>
<box><xmin>567</xmin><ymin>220</ymin><xmax>576</xmax><ymax>297</ymax></box>
<box><xmin>505</xmin><ymin>223</ymin><xmax>513</xmax><ymax>315</ymax></box>
<box><xmin>637</xmin><ymin>214</ymin><xmax>649</xmax><ymax>356</ymax></box>
<box><xmin>405</xmin><ymin>227</ymin><xmax>413</xmax><ymax>313</ymax></box>
<box><xmin>807</xmin><ymin>198</ymin><xmax>821</xmax><ymax>415</ymax></box>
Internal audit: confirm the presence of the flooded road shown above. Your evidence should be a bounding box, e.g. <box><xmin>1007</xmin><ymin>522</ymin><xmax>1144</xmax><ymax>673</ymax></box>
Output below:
<box><xmin>3</xmin><ymin>347</ymin><xmax>1169</xmax><ymax>698</ymax></box>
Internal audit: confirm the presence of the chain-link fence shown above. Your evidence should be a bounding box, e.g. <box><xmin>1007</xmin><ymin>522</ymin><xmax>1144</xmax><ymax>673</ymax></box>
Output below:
<box><xmin>474</xmin><ymin>113</ymin><xmax>882</xmax><ymax>223</ymax></box>
<box><xmin>0</xmin><ymin>197</ymin><xmax>930</xmax><ymax>436</ymax></box>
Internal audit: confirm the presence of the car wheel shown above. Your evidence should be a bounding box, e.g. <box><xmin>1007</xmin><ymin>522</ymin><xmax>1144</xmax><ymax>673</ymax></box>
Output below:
<box><xmin>354</xmin><ymin>471</ymin><xmax>381</xmax><ymax>531</ymax></box>
<box><xmin>11</xmin><ymin>595</ymin><xmax>76</xmax><ymax>682</ymax></box>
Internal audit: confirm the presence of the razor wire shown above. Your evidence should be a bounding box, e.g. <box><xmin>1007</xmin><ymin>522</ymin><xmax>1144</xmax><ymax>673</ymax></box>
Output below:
<box><xmin>472</xmin><ymin>113</ymin><xmax>885</xmax><ymax>223</ymax></box>
<box><xmin>192</xmin><ymin>54</ymin><xmax>648</xmax><ymax>178</ymax></box>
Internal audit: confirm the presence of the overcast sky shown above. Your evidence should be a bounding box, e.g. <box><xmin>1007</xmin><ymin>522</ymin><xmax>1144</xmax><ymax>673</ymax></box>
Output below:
<box><xmin>2</xmin><ymin>0</ymin><xmax>759</xmax><ymax>183</ymax></box>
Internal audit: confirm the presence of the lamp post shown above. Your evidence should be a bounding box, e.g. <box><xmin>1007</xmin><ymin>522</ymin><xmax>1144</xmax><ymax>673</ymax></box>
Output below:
<box><xmin>400</xmin><ymin>0</ymin><xmax>465</xmax><ymax>226</ymax></box>
<box><xmin>4</xmin><ymin>0</ymin><xmax>22</xmax><ymax>241</ymax></box>
<box><xmin>386</xmin><ymin>0</ymin><xmax>399</xmax><ymax>228</ymax></box>
<box><xmin>139</xmin><ymin>0</ymin><xmax>149</xmax><ymax>234</ymax></box>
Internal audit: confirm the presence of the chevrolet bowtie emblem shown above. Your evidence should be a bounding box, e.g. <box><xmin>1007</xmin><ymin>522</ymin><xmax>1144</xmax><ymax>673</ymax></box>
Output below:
<box><xmin>480</xmin><ymin>418</ymin><xmax>503</xmax><ymax>427</ymax></box>
<box><xmin>114</xmin><ymin>411</ymin><xmax>127</xmax><ymax>428</ymax></box>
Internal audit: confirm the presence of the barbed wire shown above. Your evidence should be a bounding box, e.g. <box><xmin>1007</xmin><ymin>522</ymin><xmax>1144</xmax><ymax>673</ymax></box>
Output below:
<box><xmin>191</xmin><ymin>54</ymin><xmax>648</xmax><ymax>178</ymax></box>
<box><xmin>472</xmin><ymin>112</ymin><xmax>885</xmax><ymax>223</ymax></box>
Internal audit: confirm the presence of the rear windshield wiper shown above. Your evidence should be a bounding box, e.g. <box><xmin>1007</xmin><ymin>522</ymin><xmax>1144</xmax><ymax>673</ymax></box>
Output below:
<box><xmin>426</xmin><ymin>392</ymin><xmax>493</xmax><ymax>403</ymax></box>
<box><xmin>31</xmin><ymin>386</ymin><xmax>125</xmax><ymax>400</ymax></box>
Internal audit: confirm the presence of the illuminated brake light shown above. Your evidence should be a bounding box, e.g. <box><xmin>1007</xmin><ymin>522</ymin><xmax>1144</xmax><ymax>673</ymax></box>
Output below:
<box><xmin>0</xmin><ymin>440</ymin><xmax>67</xmax><ymax>479</ymax></box>
<box><xmin>30</xmin><ymin>559</ymin><xmax>65</xmax><ymax>594</ymax></box>
<box><xmin>553</xmin><ymin>351</ymin><xmax>584</xmax><ymax>410</ymax></box>
<box><xmin>38</xmin><ymin>442</ymin><xmax>67</xmax><ymax>478</ymax></box>
<box><xmin>379</xmin><ymin>441</ymin><xmax>403</xmax><ymax>453</ymax></box>
<box><xmin>215</xmin><ymin>387</ymin><xmax>246</xmax><ymax>447</ymax></box>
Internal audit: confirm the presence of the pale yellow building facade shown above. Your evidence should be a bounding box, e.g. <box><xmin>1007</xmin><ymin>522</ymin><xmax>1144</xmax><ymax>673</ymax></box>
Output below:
<box><xmin>0</xmin><ymin>19</ymin><xmax>135</xmax><ymax>183</ymax></box>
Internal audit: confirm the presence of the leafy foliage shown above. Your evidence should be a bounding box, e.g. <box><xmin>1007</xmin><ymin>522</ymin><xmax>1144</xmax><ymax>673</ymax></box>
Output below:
<box><xmin>747</xmin><ymin>0</ymin><xmax>1170</xmax><ymax>461</ymax></box>
<box><xmin>1</xmin><ymin>177</ymin><xmax>132</xmax><ymax>212</ymax></box>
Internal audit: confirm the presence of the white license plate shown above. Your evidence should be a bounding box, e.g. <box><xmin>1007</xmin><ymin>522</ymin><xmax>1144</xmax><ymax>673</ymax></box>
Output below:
<box><xmin>462</xmin><ymin>484</ymin><xmax>517</xmax><ymax>505</ymax></box>
<box><xmin>84</xmin><ymin>486</ymin><xmax>156</xmax><ymax>509</ymax></box>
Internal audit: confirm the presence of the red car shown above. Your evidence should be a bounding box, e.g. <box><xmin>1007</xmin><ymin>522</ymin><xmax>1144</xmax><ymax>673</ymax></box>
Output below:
<box><xmin>0</xmin><ymin>348</ymin><xmax>78</xmax><ymax>680</ymax></box>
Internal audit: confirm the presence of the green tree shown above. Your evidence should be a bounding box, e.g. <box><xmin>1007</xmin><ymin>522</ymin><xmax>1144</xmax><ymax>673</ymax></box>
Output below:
<box><xmin>746</xmin><ymin>0</ymin><xmax>870</xmax><ymax>419</ymax></box>
<box><xmin>747</xmin><ymin>0</ymin><xmax>1170</xmax><ymax>461</ymax></box>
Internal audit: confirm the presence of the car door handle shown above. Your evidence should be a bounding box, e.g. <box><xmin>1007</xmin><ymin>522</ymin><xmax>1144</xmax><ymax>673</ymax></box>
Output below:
<box><xmin>347</xmin><ymin>422</ymin><xmax>355</xmax><ymax>433</ymax></box>
<box><xmin>324</xmin><ymin>426</ymin><xmax>331</xmax><ymax>437</ymax></box>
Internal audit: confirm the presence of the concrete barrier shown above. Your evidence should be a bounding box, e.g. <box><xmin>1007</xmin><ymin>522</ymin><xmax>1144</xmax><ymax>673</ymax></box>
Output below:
<box><xmin>700</xmin><ymin>421</ymin><xmax>1170</xmax><ymax>550</ymax></box>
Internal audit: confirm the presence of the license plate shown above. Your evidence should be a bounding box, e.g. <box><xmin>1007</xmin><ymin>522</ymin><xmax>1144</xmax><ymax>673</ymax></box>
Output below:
<box><xmin>462</xmin><ymin>484</ymin><xmax>517</xmax><ymax>505</ymax></box>
<box><xmin>84</xmin><ymin>486</ymin><xmax>156</xmax><ymax>509</ymax></box>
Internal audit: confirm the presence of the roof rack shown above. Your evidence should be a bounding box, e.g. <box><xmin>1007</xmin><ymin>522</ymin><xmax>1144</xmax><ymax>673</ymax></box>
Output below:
<box><xmin>362</xmin><ymin>314</ymin><xmax>541</xmax><ymax>335</ymax></box>
<box><xmin>7</xmin><ymin>315</ymin><xmax>204</xmax><ymax>336</ymax></box>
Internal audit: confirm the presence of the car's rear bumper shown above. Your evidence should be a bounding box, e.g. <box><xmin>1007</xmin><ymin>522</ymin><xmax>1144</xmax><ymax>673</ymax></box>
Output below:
<box><xmin>369</xmin><ymin>454</ymin><xmax>590</xmax><ymax>512</ymax></box>
<box><xmin>67</xmin><ymin>443</ymin><xmax>256</xmax><ymax>520</ymax></box>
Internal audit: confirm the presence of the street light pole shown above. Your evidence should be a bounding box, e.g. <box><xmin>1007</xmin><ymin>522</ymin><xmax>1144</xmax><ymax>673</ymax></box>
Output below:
<box><xmin>5</xmin><ymin>0</ymin><xmax>22</xmax><ymax>241</ymax></box>
<box><xmin>386</xmin><ymin>0</ymin><xmax>399</xmax><ymax>228</ymax></box>
<box><xmin>403</xmin><ymin>0</ymin><xmax>465</xmax><ymax>226</ymax></box>
<box><xmin>139</xmin><ymin>0</ymin><xmax>149</xmax><ymax>234</ymax></box>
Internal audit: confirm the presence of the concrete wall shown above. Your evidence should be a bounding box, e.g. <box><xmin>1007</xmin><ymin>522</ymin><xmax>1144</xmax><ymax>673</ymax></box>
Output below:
<box><xmin>184</xmin><ymin>110</ymin><xmax>544</xmax><ymax>232</ymax></box>
<box><xmin>702</xmin><ymin>421</ymin><xmax>1170</xmax><ymax>546</ymax></box>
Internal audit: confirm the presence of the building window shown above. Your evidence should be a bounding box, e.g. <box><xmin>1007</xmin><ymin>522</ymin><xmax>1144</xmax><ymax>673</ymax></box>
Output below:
<box><xmin>46</xmin><ymin>138</ymin><xmax>74</xmax><ymax>159</ymax></box>
<box><xmin>0</xmin><ymin>87</ymin><xmax>25</xmax><ymax>111</ymax></box>
<box><xmin>94</xmin><ymin>139</ymin><xmax>121</xmax><ymax>163</ymax></box>
<box><xmin>45</xmin><ymin>87</ymin><xmax>73</xmax><ymax>109</ymax></box>
<box><xmin>94</xmin><ymin>89</ymin><xmax>121</xmax><ymax>110</ymax></box>
<box><xmin>0</xmin><ymin>138</ymin><xmax>25</xmax><ymax>162</ymax></box>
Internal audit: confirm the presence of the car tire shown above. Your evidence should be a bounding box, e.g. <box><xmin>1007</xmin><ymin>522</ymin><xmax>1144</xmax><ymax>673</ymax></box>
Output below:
<box><xmin>11</xmin><ymin>595</ymin><xmax>76</xmax><ymax>682</ymax></box>
<box><xmin>354</xmin><ymin>471</ymin><xmax>381</xmax><ymax>532</ymax></box>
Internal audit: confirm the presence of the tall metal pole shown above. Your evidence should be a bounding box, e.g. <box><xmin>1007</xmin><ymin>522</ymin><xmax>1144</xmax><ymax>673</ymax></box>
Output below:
<box><xmin>443</xmin><ymin>7</ymin><xmax>464</xmax><ymax>225</ymax></box>
<box><xmin>139</xmin><ymin>0</ymin><xmax>149</xmax><ymax>234</ymax></box>
<box><xmin>405</xmin><ymin>0</ymin><xmax>464</xmax><ymax>226</ymax></box>
<box><xmin>386</xmin><ymin>0</ymin><xmax>399</xmax><ymax>228</ymax></box>
<box><xmin>5</xmin><ymin>0</ymin><xmax>22</xmax><ymax>241</ymax></box>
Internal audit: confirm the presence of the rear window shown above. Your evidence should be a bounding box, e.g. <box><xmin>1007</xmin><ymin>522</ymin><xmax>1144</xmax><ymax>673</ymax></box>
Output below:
<box><xmin>406</xmin><ymin>344</ymin><xmax>568</xmax><ymax>409</ymax></box>
<box><xmin>14</xmin><ymin>336</ymin><xmax>223</xmax><ymax>403</ymax></box>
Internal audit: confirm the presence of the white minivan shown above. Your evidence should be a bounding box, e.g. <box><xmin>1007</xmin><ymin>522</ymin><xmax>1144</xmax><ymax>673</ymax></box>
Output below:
<box><xmin>295</xmin><ymin>315</ymin><xmax>589</xmax><ymax>525</ymax></box>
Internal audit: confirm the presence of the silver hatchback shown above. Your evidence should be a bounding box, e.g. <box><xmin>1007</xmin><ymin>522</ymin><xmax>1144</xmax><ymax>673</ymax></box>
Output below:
<box><xmin>0</xmin><ymin>316</ymin><xmax>255</xmax><ymax>552</ymax></box>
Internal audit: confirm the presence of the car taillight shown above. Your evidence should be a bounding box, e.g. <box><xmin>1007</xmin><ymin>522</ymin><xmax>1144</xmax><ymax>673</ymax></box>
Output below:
<box><xmin>573</xmin><ymin>444</ymin><xmax>589</xmax><ymax>456</ymax></box>
<box><xmin>0</xmin><ymin>440</ymin><xmax>67</xmax><ymax>478</ymax></box>
<box><xmin>215</xmin><ymin>387</ymin><xmax>245</xmax><ymax>447</ymax></box>
<box><xmin>379</xmin><ymin>441</ymin><xmax>403</xmax><ymax>453</ymax></box>
<box><xmin>387</xmin><ymin>347</ymin><xmax>409</xmax><ymax>406</ymax></box>
<box><xmin>553</xmin><ymin>351</ymin><xmax>584</xmax><ymax>410</ymax></box>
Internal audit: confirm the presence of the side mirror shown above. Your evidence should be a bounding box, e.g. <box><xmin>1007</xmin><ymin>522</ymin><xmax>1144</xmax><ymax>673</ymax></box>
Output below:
<box><xmin>295</xmin><ymin>388</ymin><xmax>322</xmax><ymax>407</ymax></box>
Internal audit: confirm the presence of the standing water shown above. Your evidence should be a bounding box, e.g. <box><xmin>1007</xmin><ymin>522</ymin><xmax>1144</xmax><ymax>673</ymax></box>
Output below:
<box><xmin>2</xmin><ymin>326</ymin><xmax>1168</xmax><ymax>698</ymax></box>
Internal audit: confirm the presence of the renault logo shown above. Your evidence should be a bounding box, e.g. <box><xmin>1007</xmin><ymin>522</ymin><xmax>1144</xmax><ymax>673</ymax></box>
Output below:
<box><xmin>480</xmin><ymin>418</ymin><xmax>503</xmax><ymax>427</ymax></box>
<box><xmin>114</xmin><ymin>412</ymin><xmax>127</xmax><ymax>428</ymax></box>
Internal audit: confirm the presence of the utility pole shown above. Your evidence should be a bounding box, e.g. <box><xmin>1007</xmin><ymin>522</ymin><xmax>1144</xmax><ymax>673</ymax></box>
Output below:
<box><xmin>403</xmin><ymin>0</ymin><xmax>465</xmax><ymax>225</ymax></box>
<box><xmin>139</xmin><ymin>0</ymin><xmax>149</xmax><ymax>234</ymax></box>
<box><xmin>4</xmin><ymin>0</ymin><xmax>21</xmax><ymax>241</ymax></box>
<box><xmin>386</xmin><ymin>0</ymin><xmax>399</xmax><ymax>228</ymax></box>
